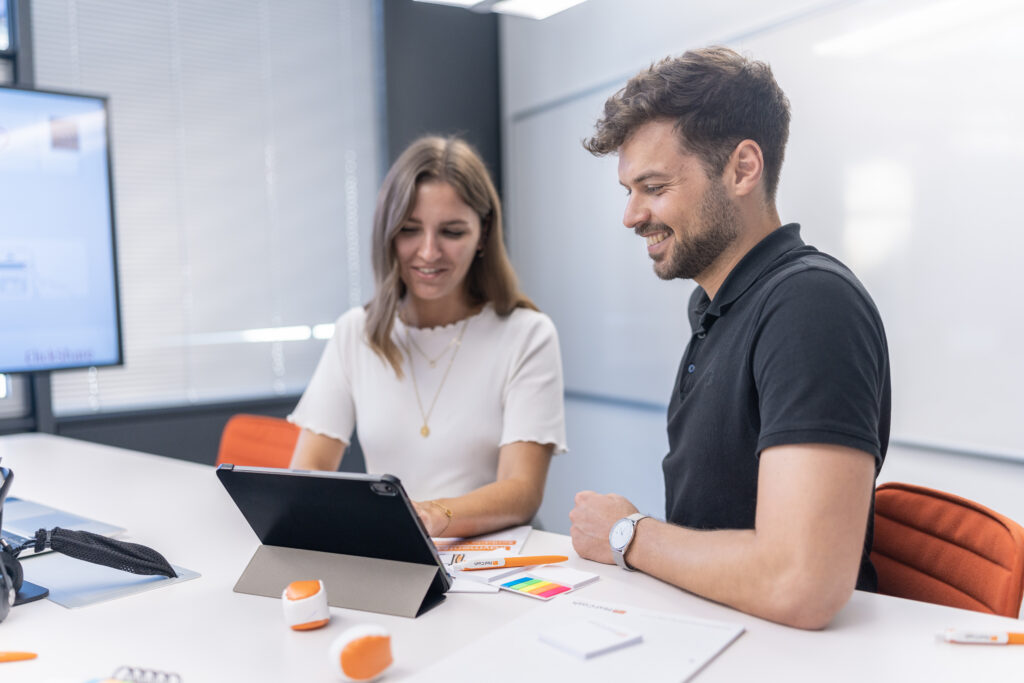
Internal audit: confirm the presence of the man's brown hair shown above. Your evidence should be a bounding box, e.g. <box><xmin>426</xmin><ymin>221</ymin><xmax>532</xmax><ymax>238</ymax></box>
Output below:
<box><xmin>584</xmin><ymin>46</ymin><xmax>791</xmax><ymax>200</ymax></box>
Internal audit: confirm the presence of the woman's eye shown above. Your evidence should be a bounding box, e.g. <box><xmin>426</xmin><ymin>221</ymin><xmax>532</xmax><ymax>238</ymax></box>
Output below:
<box><xmin>443</xmin><ymin>230</ymin><xmax>466</xmax><ymax>238</ymax></box>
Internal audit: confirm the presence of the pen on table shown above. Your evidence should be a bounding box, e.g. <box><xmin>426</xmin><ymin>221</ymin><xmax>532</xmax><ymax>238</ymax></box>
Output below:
<box><xmin>942</xmin><ymin>629</ymin><xmax>1024</xmax><ymax>645</ymax></box>
<box><xmin>451</xmin><ymin>555</ymin><xmax>569</xmax><ymax>571</ymax></box>
<box><xmin>0</xmin><ymin>652</ymin><xmax>38</xmax><ymax>663</ymax></box>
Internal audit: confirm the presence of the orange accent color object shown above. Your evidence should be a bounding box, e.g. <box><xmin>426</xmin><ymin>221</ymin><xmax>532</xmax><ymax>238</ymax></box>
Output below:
<box><xmin>285</xmin><ymin>580</ymin><xmax>323</xmax><ymax>601</ymax></box>
<box><xmin>871</xmin><ymin>482</ymin><xmax>1024</xmax><ymax>618</ymax></box>
<box><xmin>0</xmin><ymin>652</ymin><xmax>38</xmax><ymax>663</ymax></box>
<box><xmin>215</xmin><ymin>414</ymin><xmax>300</xmax><ymax>468</ymax></box>
<box><xmin>282</xmin><ymin>579</ymin><xmax>330</xmax><ymax>631</ymax></box>
<box><xmin>340</xmin><ymin>635</ymin><xmax>393</xmax><ymax>681</ymax></box>
<box><xmin>1010</xmin><ymin>633</ymin><xmax>1024</xmax><ymax>645</ymax></box>
<box><xmin>291</xmin><ymin>618</ymin><xmax>330</xmax><ymax>632</ymax></box>
<box><xmin>455</xmin><ymin>554</ymin><xmax>570</xmax><ymax>571</ymax></box>
<box><xmin>434</xmin><ymin>540</ymin><xmax>516</xmax><ymax>552</ymax></box>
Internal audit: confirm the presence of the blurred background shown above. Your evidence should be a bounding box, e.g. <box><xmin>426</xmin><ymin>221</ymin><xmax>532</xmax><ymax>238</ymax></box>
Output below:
<box><xmin>2</xmin><ymin>0</ymin><xmax>1023</xmax><ymax>533</ymax></box>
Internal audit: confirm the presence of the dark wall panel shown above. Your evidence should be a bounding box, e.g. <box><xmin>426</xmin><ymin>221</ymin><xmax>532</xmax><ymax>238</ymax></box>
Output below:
<box><xmin>383</xmin><ymin>0</ymin><xmax>502</xmax><ymax>191</ymax></box>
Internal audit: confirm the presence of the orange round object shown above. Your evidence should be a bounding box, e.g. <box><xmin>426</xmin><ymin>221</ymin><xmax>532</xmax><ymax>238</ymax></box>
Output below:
<box><xmin>329</xmin><ymin>626</ymin><xmax>394</xmax><ymax>681</ymax></box>
<box><xmin>285</xmin><ymin>580</ymin><xmax>323</xmax><ymax>601</ymax></box>
<box><xmin>340</xmin><ymin>635</ymin><xmax>392</xmax><ymax>680</ymax></box>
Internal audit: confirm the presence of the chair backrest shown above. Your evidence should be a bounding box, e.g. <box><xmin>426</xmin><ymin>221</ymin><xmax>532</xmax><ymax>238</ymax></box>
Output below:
<box><xmin>215</xmin><ymin>414</ymin><xmax>299</xmax><ymax>469</ymax></box>
<box><xmin>871</xmin><ymin>482</ymin><xmax>1024</xmax><ymax>617</ymax></box>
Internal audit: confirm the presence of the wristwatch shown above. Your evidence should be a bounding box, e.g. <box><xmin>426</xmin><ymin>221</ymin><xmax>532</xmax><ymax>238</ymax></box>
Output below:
<box><xmin>609</xmin><ymin>512</ymin><xmax>649</xmax><ymax>571</ymax></box>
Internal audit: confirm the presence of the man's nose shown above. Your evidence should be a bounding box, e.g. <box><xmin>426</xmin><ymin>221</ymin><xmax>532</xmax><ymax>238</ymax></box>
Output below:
<box><xmin>623</xmin><ymin>194</ymin><xmax>650</xmax><ymax>230</ymax></box>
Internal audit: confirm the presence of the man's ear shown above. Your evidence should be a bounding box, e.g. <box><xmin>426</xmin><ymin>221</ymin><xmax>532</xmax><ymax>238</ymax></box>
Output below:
<box><xmin>728</xmin><ymin>139</ymin><xmax>765</xmax><ymax>199</ymax></box>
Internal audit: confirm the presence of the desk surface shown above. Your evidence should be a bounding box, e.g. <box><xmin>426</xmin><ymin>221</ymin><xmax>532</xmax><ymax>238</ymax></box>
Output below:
<box><xmin>2</xmin><ymin>433</ymin><xmax>1022</xmax><ymax>682</ymax></box>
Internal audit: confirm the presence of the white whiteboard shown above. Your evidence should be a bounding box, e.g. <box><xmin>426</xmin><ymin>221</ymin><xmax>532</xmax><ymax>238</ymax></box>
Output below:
<box><xmin>505</xmin><ymin>0</ymin><xmax>1024</xmax><ymax>459</ymax></box>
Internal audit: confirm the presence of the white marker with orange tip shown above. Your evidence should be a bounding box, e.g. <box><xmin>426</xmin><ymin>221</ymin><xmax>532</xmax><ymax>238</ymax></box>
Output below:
<box><xmin>943</xmin><ymin>628</ymin><xmax>1024</xmax><ymax>645</ymax></box>
<box><xmin>450</xmin><ymin>554</ymin><xmax>569</xmax><ymax>571</ymax></box>
<box><xmin>282</xmin><ymin>579</ymin><xmax>330</xmax><ymax>631</ymax></box>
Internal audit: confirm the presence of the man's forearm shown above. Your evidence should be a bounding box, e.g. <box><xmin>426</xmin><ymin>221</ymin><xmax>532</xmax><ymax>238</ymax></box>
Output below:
<box><xmin>627</xmin><ymin>519</ymin><xmax>853</xmax><ymax>628</ymax></box>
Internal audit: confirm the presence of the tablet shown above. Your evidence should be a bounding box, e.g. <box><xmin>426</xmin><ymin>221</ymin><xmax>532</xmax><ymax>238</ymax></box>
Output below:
<box><xmin>216</xmin><ymin>465</ymin><xmax>451</xmax><ymax>615</ymax></box>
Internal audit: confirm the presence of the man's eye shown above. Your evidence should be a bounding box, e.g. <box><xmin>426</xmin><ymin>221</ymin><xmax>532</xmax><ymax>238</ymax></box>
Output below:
<box><xmin>645</xmin><ymin>185</ymin><xmax>665</xmax><ymax>194</ymax></box>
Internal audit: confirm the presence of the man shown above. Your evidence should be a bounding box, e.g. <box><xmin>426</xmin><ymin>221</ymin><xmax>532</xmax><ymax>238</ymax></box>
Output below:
<box><xmin>570</xmin><ymin>47</ymin><xmax>890</xmax><ymax>630</ymax></box>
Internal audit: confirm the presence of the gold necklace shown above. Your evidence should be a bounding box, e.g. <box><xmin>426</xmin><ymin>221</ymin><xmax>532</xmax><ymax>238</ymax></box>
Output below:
<box><xmin>402</xmin><ymin>317</ymin><xmax>470</xmax><ymax>438</ymax></box>
<box><xmin>404</xmin><ymin>328</ymin><xmax>460</xmax><ymax>368</ymax></box>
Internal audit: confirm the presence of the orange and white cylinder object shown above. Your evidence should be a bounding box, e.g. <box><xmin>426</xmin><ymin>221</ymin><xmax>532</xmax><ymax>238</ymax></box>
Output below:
<box><xmin>329</xmin><ymin>624</ymin><xmax>394</xmax><ymax>681</ymax></box>
<box><xmin>282</xmin><ymin>580</ymin><xmax>330</xmax><ymax>631</ymax></box>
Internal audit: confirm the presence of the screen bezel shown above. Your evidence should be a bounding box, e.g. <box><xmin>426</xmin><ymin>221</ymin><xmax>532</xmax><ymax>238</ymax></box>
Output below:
<box><xmin>0</xmin><ymin>83</ymin><xmax>124</xmax><ymax>374</ymax></box>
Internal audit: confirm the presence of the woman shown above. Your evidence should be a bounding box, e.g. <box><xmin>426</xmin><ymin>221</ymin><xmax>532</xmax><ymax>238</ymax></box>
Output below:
<box><xmin>289</xmin><ymin>136</ymin><xmax>566</xmax><ymax>538</ymax></box>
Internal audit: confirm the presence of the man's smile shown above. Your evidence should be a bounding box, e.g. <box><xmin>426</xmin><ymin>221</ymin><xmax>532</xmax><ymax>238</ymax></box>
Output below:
<box><xmin>645</xmin><ymin>232</ymin><xmax>669</xmax><ymax>247</ymax></box>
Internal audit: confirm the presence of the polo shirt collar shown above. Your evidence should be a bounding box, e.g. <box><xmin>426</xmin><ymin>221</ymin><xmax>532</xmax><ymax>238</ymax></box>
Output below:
<box><xmin>695</xmin><ymin>223</ymin><xmax>805</xmax><ymax>321</ymax></box>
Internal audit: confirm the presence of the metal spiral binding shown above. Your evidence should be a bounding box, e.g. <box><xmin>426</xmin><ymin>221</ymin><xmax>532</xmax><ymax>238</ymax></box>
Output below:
<box><xmin>111</xmin><ymin>665</ymin><xmax>183</xmax><ymax>683</ymax></box>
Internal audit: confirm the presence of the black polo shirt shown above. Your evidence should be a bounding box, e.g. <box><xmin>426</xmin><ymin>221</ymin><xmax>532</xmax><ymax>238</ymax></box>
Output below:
<box><xmin>663</xmin><ymin>223</ymin><xmax>890</xmax><ymax>591</ymax></box>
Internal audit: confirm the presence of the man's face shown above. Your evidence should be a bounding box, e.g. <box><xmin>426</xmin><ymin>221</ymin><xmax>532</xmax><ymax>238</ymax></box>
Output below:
<box><xmin>617</xmin><ymin>120</ymin><xmax>740</xmax><ymax>281</ymax></box>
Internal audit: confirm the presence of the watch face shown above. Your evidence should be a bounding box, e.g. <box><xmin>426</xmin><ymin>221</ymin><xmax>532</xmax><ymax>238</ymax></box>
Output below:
<box><xmin>609</xmin><ymin>519</ymin><xmax>633</xmax><ymax>550</ymax></box>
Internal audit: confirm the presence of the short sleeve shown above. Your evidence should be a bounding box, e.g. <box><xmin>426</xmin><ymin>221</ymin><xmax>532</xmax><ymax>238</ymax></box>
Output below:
<box><xmin>287</xmin><ymin>308</ymin><xmax>360</xmax><ymax>443</ymax></box>
<box><xmin>753</xmin><ymin>267</ymin><xmax>888</xmax><ymax>465</ymax></box>
<box><xmin>500</xmin><ymin>312</ymin><xmax>568</xmax><ymax>454</ymax></box>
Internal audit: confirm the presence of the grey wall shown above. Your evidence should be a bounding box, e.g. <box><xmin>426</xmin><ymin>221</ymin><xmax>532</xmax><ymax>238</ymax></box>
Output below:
<box><xmin>499</xmin><ymin>0</ymin><xmax>1024</xmax><ymax>534</ymax></box>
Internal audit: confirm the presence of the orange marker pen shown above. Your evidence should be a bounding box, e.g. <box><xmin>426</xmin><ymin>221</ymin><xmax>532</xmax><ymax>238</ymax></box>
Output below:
<box><xmin>451</xmin><ymin>555</ymin><xmax>569</xmax><ymax>571</ymax></box>
<box><xmin>0</xmin><ymin>652</ymin><xmax>38</xmax><ymax>663</ymax></box>
<box><xmin>943</xmin><ymin>629</ymin><xmax>1024</xmax><ymax>645</ymax></box>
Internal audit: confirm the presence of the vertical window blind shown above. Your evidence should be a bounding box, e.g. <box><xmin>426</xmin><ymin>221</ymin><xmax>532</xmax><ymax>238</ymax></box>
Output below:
<box><xmin>29</xmin><ymin>0</ymin><xmax>379</xmax><ymax>415</ymax></box>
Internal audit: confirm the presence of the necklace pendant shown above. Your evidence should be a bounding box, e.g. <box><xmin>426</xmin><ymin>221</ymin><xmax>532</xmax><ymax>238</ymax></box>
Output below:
<box><xmin>420</xmin><ymin>425</ymin><xmax>430</xmax><ymax>438</ymax></box>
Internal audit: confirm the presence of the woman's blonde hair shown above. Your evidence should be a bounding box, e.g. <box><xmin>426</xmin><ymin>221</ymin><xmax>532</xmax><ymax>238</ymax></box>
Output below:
<box><xmin>365</xmin><ymin>135</ymin><xmax>536</xmax><ymax>376</ymax></box>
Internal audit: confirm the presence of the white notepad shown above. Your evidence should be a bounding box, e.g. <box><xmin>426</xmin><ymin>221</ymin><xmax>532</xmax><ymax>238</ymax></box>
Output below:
<box><xmin>411</xmin><ymin>597</ymin><xmax>745</xmax><ymax>682</ymax></box>
<box><xmin>539</xmin><ymin>618</ymin><xmax>643</xmax><ymax>659</ymax></box>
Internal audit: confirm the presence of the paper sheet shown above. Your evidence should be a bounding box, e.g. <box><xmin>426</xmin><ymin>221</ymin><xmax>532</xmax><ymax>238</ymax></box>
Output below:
<box><xmin>20</xmin><ymin>551</ymin><xmax>200</xmax><ymax>608</ymax></box>
<box><xmin>433</xmin><ymin>525</ymin><xmax>531</xmax><ymax>594</ymax></box>
<box><xmin>409</xmin><ymin>598</ymin><xmax>744</xmax><ymax>682</ymax></box>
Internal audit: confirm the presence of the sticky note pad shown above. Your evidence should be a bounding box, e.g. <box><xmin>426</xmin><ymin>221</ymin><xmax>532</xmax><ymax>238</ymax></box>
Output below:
<box><xmin>539</xmin><ymin>618</ymin><xmax>644</xmax><ymax>659</ymax></box>
<box><xmin>491</xmin><ymin>564</ymin><xmax>598</xmax><ymax>600</ymax></box>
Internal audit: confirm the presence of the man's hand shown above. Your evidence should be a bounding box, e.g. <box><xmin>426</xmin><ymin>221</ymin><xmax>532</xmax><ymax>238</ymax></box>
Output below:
<box><xmin>569</xmin><ymin>490</ymin><xmax>639</xmax><ymax>564</ymax></box>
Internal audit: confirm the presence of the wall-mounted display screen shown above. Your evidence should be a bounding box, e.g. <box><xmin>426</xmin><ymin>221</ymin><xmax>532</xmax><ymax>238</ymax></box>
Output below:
<box><xmin>0</xmin><ymin>0</ymin><xmax>10</xmax><ymax>53</ymax></box>
<box><xmin>0</xmin><ymin>85</ymin><xmax>123</xmax><ymax>373</ymax></box>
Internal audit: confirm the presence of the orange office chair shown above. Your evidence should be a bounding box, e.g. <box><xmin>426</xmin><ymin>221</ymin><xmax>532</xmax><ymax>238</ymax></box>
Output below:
<box><xmin>871</xmin><ymin>482</ymin><xmax>1024</xmax><ymax>617</ymax></box>
<box><xmin>215</xmin><ymin>414</ymin><xmax>300</xmax><ymax>469</ymax></box>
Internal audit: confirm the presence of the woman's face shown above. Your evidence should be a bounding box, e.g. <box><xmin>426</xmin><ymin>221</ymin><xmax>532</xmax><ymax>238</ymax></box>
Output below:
<box><xmin>394</xmin><ymin>180</ymin><xmax>483</xmax><ymax>318</ymax></box>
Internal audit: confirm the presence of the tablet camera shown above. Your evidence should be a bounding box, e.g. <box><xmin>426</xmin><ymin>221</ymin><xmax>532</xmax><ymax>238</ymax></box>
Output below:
<box><xmin>370</xmin><ymin>482</ymin><xmax>397</xmax><ymax>497</ymax></box>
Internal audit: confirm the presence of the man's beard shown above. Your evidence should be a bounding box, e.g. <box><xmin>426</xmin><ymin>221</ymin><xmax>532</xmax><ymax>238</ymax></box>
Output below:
<box><xmin>653</xmin><ymin>182</ymin><xmax>740</xmax><ymax>281</ymax></box>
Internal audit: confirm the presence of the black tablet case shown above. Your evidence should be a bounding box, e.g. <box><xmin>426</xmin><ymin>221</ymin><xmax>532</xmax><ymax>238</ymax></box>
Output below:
<box><xmin>217</xmin><ymin>465</ymin><xmax>451</xmax><ymax>618</ymax></box>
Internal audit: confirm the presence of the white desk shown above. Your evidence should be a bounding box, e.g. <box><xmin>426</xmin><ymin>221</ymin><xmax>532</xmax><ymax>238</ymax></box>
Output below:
<box><xmin>2</xmin><ymin>433</ymin><xmax>1022</xmax><ymax>682</ymax></box>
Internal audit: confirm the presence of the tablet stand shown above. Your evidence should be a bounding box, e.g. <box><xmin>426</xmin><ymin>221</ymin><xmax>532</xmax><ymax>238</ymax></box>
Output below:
<box><xmin>233</xmin><ymin>545</ymin><xmax>447</xmax><ymax>618</ymax></box>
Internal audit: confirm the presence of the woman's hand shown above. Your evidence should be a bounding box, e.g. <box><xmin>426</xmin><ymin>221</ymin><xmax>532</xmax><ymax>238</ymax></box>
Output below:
<box><xmin>413</xmin><ymin>500</ymin><xmax>451</xmax><ymax>537</ymax></box>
